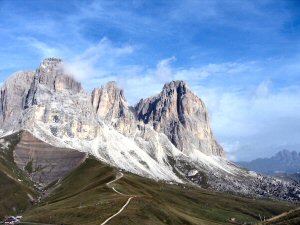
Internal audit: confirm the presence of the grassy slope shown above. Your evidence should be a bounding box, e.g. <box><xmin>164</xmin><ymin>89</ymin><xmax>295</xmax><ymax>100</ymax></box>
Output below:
<box><xmin>23</xmin><ymin>158</ymin><xmax>296</xmax><ymax>225</ymax></box>
<box><xmin>262</xmin><ymin>208</ymin><xmax>300</xmax><ymax>225</ymax></box>
<box><xmin>0</xmin><ymin>132</ymin><xmax>37</xmax><ymax>219</ymax></box>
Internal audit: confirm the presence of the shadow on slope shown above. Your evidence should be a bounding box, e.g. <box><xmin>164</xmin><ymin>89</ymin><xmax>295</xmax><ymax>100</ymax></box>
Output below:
<box><xmin>0</xmin><ymin>132</ymin><xmax>37</xmax><ymax>219</ymax></box>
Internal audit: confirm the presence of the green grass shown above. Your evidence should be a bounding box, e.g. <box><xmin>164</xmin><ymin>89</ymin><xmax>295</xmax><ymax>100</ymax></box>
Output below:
<box><xmin>23</xmin><ymin>158</ymin><xmax>128</xmax><ymax>225</ymax></box>
<box><xmin>22</xmin><ymin>158</ymin><xmax>297</xmax><ymax>225</ymax></box>
<box><xmin>24</xmin><ymin>160</ymin><xmax>33</xmax><ymax>174</ymax></box>
<box><xmin>0</xmin><ymin>132</ymin><xmax>37</xmax><ymax>219</ymax></box>
<box><xmin>262</xmin><ymin>208</ymin><xmax>300</xmax><ymax>225</ymax></box>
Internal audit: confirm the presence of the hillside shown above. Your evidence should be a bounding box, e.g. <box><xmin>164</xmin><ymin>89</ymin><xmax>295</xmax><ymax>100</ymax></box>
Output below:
<box><xmin>0</xmin><ymin>132</ymin><xmax>37</xmax><ymax>219</ymax></box>
<box><xmin>262</xmin><ymin>207</ymin><xmax>300</xmax><ymax>225</ymax></box>
<box><xmin>22</xmin><ymin>158</ymin><xmax>295</xmax><ymax>225</ymax></box>
<box><xmin>0</xmin><ymin>131</ymin><xmax>298</xmax><ymax>225</ymax></box>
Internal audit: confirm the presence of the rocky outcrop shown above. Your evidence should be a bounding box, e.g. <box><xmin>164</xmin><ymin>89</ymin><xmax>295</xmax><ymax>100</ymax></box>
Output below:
<box><xmin>25</xmin><ymin>58</ymin><xmax>83</xmax><ymax>108</ymax></box>
<box><xmin>0</xmin><ymin>58</ymin><xmax>183</xmax><ymax>182</ymax></box>
<box><xmin>91</xmin><ymin>81</ymin><xmax>136</xmax><ymax>136</ymax></box>
<box><xmin>135</xmin><ymin>80</ymin><xmax>225</xmax><ymax>157</ymax></box>
<box><xmin>16</xmin><ymin>58</ymin><xmax>100</xmax><ymax>142</ymax></box>
<box><xmin>0</xmin><ymin>71</ymin><xmax>35</xmax><ymax>131</ymax></box>
<box><xmin>0</xmin><ymin>58</ymin><xmax>299</xmax><ymax>202</ymax></box>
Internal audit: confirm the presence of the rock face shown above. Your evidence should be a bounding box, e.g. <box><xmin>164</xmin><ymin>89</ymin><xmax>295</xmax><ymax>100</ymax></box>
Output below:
<box><xmin>1</xmin><ymin>58</ymin><xmax>299</xmax><ymax>202</ymax></box>
<box><xmin>20</xmin><ymin>58</ymin><xmax>100</xmax><ymax>142</ymax></box>
<box><xmin>91</xmin><ymin>81</ymin><xmax>136</xmax><ymax>136</ymax></box>
<box><xmin>25</xmin><ymin>58</ymin><xmax>83</xmax><ymax>108</ymax></box>
<box><xmin>135</xmin><ymin>81</ymin><xmax>225</xmax><ymax>157</ymax></box>
<box><xmin>0</xmin><ymin>71</ymin><xmax>35</xmax><ymax>131</ymax></box>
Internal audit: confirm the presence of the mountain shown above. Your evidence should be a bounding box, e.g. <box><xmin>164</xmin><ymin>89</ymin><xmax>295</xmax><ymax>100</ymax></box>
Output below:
<box><xmin>0</xmin><ymin>130</ymin><xmax>294</xmax><ymax>225</ymax></box>
<box><xmin>135</xmin><ymin>80</ymin><xmax>224</xmax><ymax>157</ymax></box>
<box><xmin>0</xmin><ymin>58</ymin><xmax>299</xmax><ymax>205</ymax></box>
<box><xmin>0</xmin><ymin>132</ymin><xmax>295</xmax><ymax>225</ymax></box>
<box><xmin>238</xmin><ymin>150</ymin><xmax>300</xmax><ymax>175</ymax></box>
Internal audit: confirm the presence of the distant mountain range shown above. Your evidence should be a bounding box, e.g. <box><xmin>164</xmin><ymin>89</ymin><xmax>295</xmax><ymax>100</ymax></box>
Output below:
<box><xmin>238</xmin><ymin>150</ymin><xmax>300</xmax><ymax>175</ymax></box>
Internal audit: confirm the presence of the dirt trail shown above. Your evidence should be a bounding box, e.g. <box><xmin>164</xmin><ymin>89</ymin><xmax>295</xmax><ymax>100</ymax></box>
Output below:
<box><xmin>100</xmin><ymin>172</ymin><xmax>135</xmax><ymax>225</ymax></box>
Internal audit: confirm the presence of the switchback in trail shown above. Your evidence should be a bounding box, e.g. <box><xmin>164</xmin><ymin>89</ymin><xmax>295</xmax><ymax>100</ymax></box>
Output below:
<box><xmin>100</xmin><ymin>172</ymin><xmax>136</xmax><ymax>225</ymax></box>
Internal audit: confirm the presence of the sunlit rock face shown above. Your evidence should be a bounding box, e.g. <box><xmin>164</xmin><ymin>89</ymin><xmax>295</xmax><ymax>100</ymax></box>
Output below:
<box><xmin>25</xmin><ymin>58</ymin><xmax>83</xmax><ymax>107</ymax></box>
<box><xmin>0</xmin><ymin>58</ymin><xmax>299</xmax><ymax>202</ymax></box>
<box><xmin>0</xmin><ymin>59</ymin><xmax>224</xmax><ymax>159</ymax></box>
<box><xmin>91</xmin><ymin>81</ymin><xmax>137</xmax><ymax>136</ymax></box>
<box><xmin>21</xmin><ymin>58</ymin><xmax>99</xmax><ymax>142</ymax></box>
<box><xmin>135</xmin><ymin>80</ymin><xmax>225</xmax><ymax>157</ymax></box>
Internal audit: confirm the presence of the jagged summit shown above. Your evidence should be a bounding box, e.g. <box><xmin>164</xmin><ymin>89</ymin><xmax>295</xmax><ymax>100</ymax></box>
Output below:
<box><xmin>40</xmin><ymin>57</ymin><xmax>63</xmax><ymax>66</ymax></box>
<box><xmin>0</xmin><ymin>70</ymin><xmax>35</xmax><ymax>128</ymax></box>
<box><xmin>91</xmin><ymin>81</ymin><xmax>136</xmax><ymax>136</ymax></box>
<box><xmin>24</xmin><ymin>58</ymin><xmax>83</xmax><ymax>108</ymax></box>
<box><xmin>1</xmin><ymin>58</ymin><xmax>298</xmax><ymax>202</ymax></box>
<box><xmin>238</xmin><ymin>150</ymin><xmax>300</xmax><ymax>175</ymax></box>
<box><xmin>1</xmin><ymin>60</ymin><xmax>224</xmax><ymax>159</ymax></box>
<box><xmin>37</xmin><ymin>57</ymin><xmax>64</xmax><ymax>77</ymax></box>
<box><xmin>162</xmin><ymin>80</ymin><xmax>187</xmax><ymax>90</ymax></box>
<box><xmin>135</xmin><ymin>80</ymin><xmax>225</xmax><ymax>157</ymax></box>
<box><xmin>91</xmin><ymin>81</ymin><xmax>127</xmax><ymax>120</ymax></box>
<box><xmin>34</xmin><ymin>57</ymin><xmax>82</xmax><ymax>93</ymax></box>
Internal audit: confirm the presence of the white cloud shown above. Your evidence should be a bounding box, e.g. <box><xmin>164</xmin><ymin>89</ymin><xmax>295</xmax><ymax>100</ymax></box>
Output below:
<box><xmin>221</xmin><ymin>141</ymin><xmax>240</xmax><ymax>161</ymax></box>
<box><xmin>64</xmin><ymin>37</ymin><xmax>135</xmax><ymax>81</ymax></box>
<box><xmin>155</xmin><ymin>56</ymin><xmax>176</xmax><ymax>82</ymax></box>
<box><xmin>174</xmin><ymin>62</ymin><xmax>255</xmax><ymax>82</ymax></box>
<box><xmin>256</xmin><ymin>80</ymin><xmax>271</xmax><ymax>97</ymax></box>
<box><xmin>197</xmin><ymin>84</ymin><xmax>300</xmax><ymax>161</ymax></box>
<box><xmin>19</xmin><ymin>37</ymin><xmax>63</xmax><ymax>59</ymax></box>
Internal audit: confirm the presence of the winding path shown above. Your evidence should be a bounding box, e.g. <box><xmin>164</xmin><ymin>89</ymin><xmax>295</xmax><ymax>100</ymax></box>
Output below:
<box><xmin>100</xmin><ymin>172</ymin><xmax>135</xmax><ymax>225</ymax></box>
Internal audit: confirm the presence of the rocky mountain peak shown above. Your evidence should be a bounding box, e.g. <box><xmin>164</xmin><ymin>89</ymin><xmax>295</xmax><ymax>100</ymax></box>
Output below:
<box><xmin>275</xmin><ymin>150</ymin><xmax>300</xmax><ymax>162</ymax></box>
<box><xmin>0</xmin><ymin>71</ymin><xmax>35</xmax><ymax>128</ymax></box>
<box><xmin>2</xmin><ymin>59</ymin><xmax>300</xmax><ymax>203</ymax></box>
<box><xmin>35</xmin><ymin>57</ymin><xmax>82</xmax><ymax>93</ymax></box>
<box><xmin>24</xmin><ymin>58</ymin><xmax>83</xmax><ymax>108</ymax></box>
<box><xmin>40</xmin><ymin>57</ymin><xmax>63</xmax><ymax>69</ymax></box>
<box><xmin>238</xmin><ymin>149</ymin><xmax>300</xmax><ymax>175</ymax></box>
<box><xmin>135</xmin><ymin>80</ymin><xmax>225</xmax><ymax>157</ymax></box>
<box><xmin>162</xmin><ymin>80</ymin><xmax>187</xmax><ymax>90</ymax></box>
<box><xmin>91</xmin><ymin>81</ymin><xmax>137</xmax><ymax>135</ymax></box>
<box><xmin>91</xmin><ymin>81</ymin><xmax>127</xmax><ymax>120</ymax></box>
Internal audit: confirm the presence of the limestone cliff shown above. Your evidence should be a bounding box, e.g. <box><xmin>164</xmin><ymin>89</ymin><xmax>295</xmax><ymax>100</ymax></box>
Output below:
<box><xmin>25</xmin><ymin>58</ymin><xmax>83</xmax><ymax>108</ymax></box>
<box><xmin>0</xmin><ymin>58</ymin><xmax>299</xmax><ymax>202</ymax></box>
<box><xmin>135</xmin><ymin>80</ymin><xmax>225</xmax><ymax>157</ymax></box>
<box><xmin>0</xmin><ymin>70</ymin><xmax>35</xmax><ymax>132</ymax></box>
<box><xmin>91</xmin><ymin>81</ymin><xmax>136</xmax><ymax>136</ymax></box>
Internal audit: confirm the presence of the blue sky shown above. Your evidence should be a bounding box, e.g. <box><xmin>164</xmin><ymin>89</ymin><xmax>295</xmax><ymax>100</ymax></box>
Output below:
<box><xmin>0</xmin><ymin>0</ymin><xmax>300</xmax><ymax>161</ymax></box>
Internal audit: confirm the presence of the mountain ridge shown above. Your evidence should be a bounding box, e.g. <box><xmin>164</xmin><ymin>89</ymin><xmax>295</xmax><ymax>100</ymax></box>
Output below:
<box><xmin>0</xmin><ymin>57</ymin><xmax>299</xmax><ymax>202</ymax></box>
<box><xmin>238</xmin><ymin>149</ymin><xmax>300</xmax><ymax>175</ymax></box>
